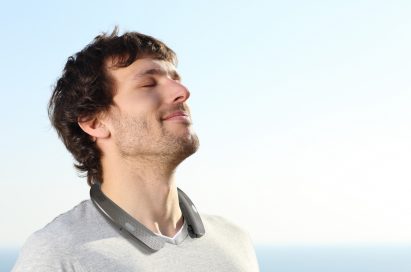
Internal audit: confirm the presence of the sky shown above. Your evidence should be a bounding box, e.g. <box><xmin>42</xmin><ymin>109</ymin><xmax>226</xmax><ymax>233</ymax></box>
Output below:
<box><xmin>1</xmin><ymin>0</ymin><xmax>410</xmax><ymax>248</ymax></box>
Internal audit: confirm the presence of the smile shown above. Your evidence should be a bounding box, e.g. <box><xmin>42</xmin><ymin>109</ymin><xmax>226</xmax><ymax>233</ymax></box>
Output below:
<box><xmin>163</xmin><ymin>115</ymin><xmax>191</xmax><ymax>123</ymax></box>
<box><xmin>162</xmin><ymin>110</ymin><xmax>192</xmax><ymax>124</ymax></box>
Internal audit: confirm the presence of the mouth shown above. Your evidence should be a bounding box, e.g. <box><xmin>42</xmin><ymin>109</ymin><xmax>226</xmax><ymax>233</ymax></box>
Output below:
<box><xmin>162</xmin><ymin>111</ymin><xmax>191</xmax><ymax>123</ymax></box>
<box><xmin>162</xmin><ymin>110</ymin><xmax>188</xmax><ymax>120</ymax></box>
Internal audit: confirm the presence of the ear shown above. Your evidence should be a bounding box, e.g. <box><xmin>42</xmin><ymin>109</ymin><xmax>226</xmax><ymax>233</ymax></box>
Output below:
<box><xmin>78</xmin><ymin>116</ymin><xmax>110</xmax><ymax>141</ymax></box>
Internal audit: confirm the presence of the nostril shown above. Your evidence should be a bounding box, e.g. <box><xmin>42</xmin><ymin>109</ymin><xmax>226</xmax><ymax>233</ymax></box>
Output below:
<box><xmin>174</xmin><ymin>95</ymin><xmax>187</xmax><ymax>104</ymax></box>
<box><xmin>173</xmin><ymin>85</ymin><xmax>190</xmax><ymax>104</ymax></box>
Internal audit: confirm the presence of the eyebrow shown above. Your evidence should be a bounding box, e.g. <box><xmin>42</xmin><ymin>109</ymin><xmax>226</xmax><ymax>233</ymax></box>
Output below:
<box><xmin>135</xmin><ymin>68</ymin><xmax>181</xmax><ymax>81</ymax></box>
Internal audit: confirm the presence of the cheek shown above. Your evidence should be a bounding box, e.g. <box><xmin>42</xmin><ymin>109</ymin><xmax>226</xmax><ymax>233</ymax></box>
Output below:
<box><xmin>124</xmin><ymin>92</ymin><xmax>162</xmax><ymax>112</ymax></box>
<box><xmin>127</xmin><ymin>93</ymin><xmax>163</xmax><ymax>122</ymax></box>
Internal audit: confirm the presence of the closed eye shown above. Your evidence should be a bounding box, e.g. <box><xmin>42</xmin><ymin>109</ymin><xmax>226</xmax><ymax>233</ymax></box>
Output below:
<box><xmin>140</xmin><ymin>80</ymin><xmax>156</xmax><ymax>88</ymax></box>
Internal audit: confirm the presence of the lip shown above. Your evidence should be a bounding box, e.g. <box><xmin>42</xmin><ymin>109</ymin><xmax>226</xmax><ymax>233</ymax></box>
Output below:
<box><xmin>162</xmin><ymin>111</ymin><xmax>189</xmax><ymax>120</ymax></box>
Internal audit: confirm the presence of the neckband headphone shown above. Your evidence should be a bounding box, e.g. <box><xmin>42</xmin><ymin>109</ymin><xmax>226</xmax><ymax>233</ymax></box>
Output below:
<box><xmin>90</xmin><ymin>183</ymin><xmax>205</xmax><ymax>251</ymax></box>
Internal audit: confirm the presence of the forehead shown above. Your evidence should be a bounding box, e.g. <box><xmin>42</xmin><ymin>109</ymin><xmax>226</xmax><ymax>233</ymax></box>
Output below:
<box><xmin>107</xmin><ymin>57</ymin><xmax>177</xmax><ymax>81</ymax></box>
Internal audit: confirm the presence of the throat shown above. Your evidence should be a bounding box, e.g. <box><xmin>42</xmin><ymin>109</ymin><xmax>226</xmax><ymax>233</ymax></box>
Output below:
<box><xmin>100</xmin><ymin>174</ymin><xmax>183</xmax><ymax>237</ymax></box>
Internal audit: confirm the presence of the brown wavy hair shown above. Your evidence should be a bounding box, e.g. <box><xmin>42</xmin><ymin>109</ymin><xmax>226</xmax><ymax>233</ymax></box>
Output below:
<box><xmin>48</xmin><ymin>27</ymin><xmax>177</xmax><ymax>186</ymax></box>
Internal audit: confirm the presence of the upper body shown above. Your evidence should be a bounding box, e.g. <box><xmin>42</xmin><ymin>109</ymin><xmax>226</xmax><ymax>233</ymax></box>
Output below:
<box><xmin>15</xmin><ymin>28</ymin><xmax>259</xmax><ymax>270</ymax></box>
<box><xmin>13</xmin><ymin>200</ymin><xmax>259</xmax><ymax>271</ymax></box>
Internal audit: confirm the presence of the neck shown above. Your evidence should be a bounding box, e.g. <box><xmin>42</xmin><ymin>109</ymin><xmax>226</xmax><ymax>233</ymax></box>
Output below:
<box><xmin>100</xmin><ymin>155</ymin><xmax>184</xmax><ymax>237</ymax></box>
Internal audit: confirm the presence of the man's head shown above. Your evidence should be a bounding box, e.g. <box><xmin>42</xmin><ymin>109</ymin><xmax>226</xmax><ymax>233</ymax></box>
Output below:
<box><xmin>49</xmin><ymin>28</ymin><xmax>199</xmax><ymax>186</ymax></box>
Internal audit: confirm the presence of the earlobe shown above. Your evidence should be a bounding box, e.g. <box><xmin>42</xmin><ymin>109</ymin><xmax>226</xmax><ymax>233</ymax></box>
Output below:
<box><xmin>78</xmin><ymin>117</ymin><xmax>110</xmax><ymax>140</ymax></box>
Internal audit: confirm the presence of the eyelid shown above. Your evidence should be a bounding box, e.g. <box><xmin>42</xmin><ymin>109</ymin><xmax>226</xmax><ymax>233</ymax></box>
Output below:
<box><xmin>141</xmin><ymin>83</ymin><xmax>155</xmax><ymax>88</ymax></box>
<box><xmin>139</xmin><ymin>78</ymin><xmax>156</xmax><ymax>87</ymax></box>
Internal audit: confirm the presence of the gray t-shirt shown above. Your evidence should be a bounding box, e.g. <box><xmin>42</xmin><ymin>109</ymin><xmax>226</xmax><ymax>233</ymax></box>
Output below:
<box><xmin>13</xmin><ymin>200</ymin><xmax>260</xmax><ymax>271</ymax></box>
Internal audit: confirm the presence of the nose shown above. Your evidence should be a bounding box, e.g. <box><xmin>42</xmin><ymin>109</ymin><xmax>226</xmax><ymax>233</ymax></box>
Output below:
<box><xmin>168</xmin><ymin>79</ymin><xmax>191</xmax><ymax>104</ymax></box>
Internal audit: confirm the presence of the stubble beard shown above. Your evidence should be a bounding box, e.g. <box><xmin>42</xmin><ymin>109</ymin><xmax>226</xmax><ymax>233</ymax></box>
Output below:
<box><xmin>112</xmin><ymin>114</ymin><xmax>200</xmax><ymax>167</ymax></box>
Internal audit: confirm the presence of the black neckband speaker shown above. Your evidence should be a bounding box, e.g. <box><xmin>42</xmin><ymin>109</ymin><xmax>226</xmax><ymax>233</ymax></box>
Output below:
<box><xmin>90</xmin><ymin>183</ymin><xmax>205</xmax><ymax>251</ymax></box>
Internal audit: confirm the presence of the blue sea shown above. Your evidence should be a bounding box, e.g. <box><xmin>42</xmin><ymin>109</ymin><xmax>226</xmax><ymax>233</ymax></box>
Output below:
<box><xmin>2</xmin><ymin>245</ymin><xmax>410</xmax><ymax>271</ymax></box>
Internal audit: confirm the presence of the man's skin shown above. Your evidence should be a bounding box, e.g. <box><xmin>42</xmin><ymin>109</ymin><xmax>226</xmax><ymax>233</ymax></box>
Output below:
<box><xmin>78</xmin><ymin>57</ymin><xmax>199</xmax><ymax>238</ymax></box>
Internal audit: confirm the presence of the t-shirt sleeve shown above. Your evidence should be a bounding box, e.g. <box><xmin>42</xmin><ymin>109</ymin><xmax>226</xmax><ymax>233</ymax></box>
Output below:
<box><xmin>12</xmin><ymin>232</ymin><xmax>85</xmax><ymax>272</ymax></box>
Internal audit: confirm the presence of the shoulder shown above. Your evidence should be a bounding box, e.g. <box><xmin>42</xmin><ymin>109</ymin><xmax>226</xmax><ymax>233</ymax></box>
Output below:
<box><xmin>31</xmin><ymin>200</ymin><xmax>97</xmax><ymax>244</ymax></box>
<box><xmin>199</xmin><ymin>214</ymin><xmax>259</xmax><ymax>269</ymax></box>
<box><xmin>201</xmin><ymin>214</ymin><xmax>248</xmax><ymax>234</ymax></box>
<box><xmin>200</xmin><ymin>213</ymin><xmax>254</xmax><ymax>244</ymax></box>
<box><xmin>12</xmin><ymin>200</ymin><xmax>98</xmax><ymax>271</ymax></box>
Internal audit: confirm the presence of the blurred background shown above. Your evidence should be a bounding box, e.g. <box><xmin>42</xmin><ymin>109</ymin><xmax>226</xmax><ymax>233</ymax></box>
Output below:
<box><xmin>1</xmin><ymin>0</ymin><xmax>410</xmax><ymax>271</ymax></box>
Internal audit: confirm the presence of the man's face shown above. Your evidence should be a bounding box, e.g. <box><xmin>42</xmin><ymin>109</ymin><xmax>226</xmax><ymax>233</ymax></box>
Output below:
<box><xmin>103</xmin><ymin>57</ymin><xmax>199</xmax><ymax>163</ymax></box>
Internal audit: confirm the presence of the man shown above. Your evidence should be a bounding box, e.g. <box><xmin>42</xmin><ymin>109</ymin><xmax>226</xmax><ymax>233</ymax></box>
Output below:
<box><xmin>13</xmin><ymin>28</ymin><xmax>259</xmax><ymax>271</ymax></box>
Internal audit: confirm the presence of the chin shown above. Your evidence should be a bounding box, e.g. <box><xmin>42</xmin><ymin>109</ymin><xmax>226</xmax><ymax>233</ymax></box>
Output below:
<box><xmin>173</xmin><ymin>133</ymin><xmax>200</xmax><ymax>163</ymax></box>
<box><xmin>182</xmin><ymin>133</ymin><xmax>200</xmax><ymax>155</ymax></box>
